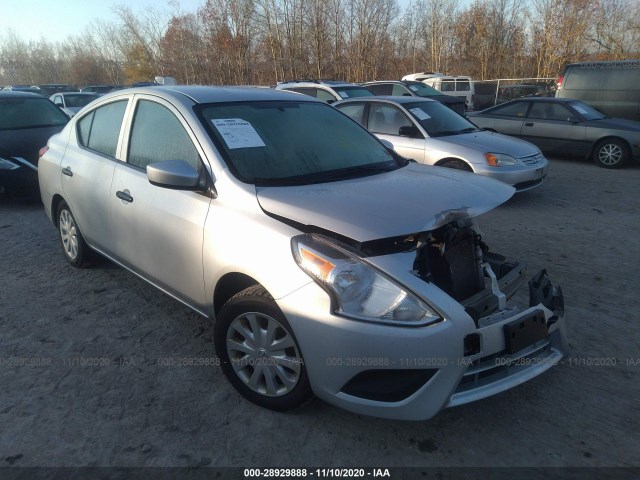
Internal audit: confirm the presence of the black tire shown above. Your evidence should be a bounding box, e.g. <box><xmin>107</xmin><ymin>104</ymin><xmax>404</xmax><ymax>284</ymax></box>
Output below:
<box><xmin>214</xmin><ymin>285</ymin><xmax>313</xmax><ymax>411</ymax></box>
<box><xmin>593</xmin><ymin>138</ymin><xmax>629</xmax><ymax>169</ymax></box>
<box><xmin>57</xmin><ymin>200</ymin><xmax>89</xmax><ymax>267</ymax></box>
<box><xmin>440</xmin><ymin>159</ymin><xmax>472</xmax><ymax>171</ymax></box>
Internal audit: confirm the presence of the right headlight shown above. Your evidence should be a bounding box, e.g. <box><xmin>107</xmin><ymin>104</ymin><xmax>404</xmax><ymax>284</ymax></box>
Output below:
<box><xmin>484</xmin><ymin>152</ymin><xmax>518</xmax><ymax>167</ymax></box>
<box><xmin>292</xmin><ymin>234</ymin><xmax>442</xmax><ymax>326</ymax></box>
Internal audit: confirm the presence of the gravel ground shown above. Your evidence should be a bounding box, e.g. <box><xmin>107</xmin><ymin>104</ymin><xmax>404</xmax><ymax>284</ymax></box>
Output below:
<box><xmin>1</xmin><ymin>156</ymin><xmax>639</xmax><ymax>469</ymax></box>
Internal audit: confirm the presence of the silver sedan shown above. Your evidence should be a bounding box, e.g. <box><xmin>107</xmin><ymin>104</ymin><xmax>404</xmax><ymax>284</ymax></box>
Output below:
<box><xmin>38</xmin><ymin>86</ymin><xmax>567</xmax><ymax>420</ymax></box>
<box><xmin>467</xmin><ymin>97</ymin><xmax>640</xmax><ymax>169</ymax></box>
<box><xmin>334</xmin><ymin>96</ymin><xmax>548</xmax><ymax>192</ymax></box>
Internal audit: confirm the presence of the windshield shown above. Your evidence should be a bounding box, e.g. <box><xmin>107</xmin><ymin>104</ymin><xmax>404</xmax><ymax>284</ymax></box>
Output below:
<box><xmin>200</xmin><ymin>101</ymin><xmax>401</xmax><ymax>185</ymax></box>
<box><xmin>404</xmin><ymin>101</ymin><xmax>477</xmax><ymax>137</ymax></box>
<box><xmin>407</xmin><ymin>83</ymin><xmax>443</xmax><ymax>97</ymax></box>
<box><xmin>0</xmin><ymin>97</ymin><xmax>69</xmax><ymax>130</ymax></box>
<box><xmin>64</xmin><ymin>94</ymin><xmax>99</xmax><ymax>108</ymax></box>
<box><xmin>334</xmin><ymin>86</ymin><xmax>374</xmax><ymax>99</ymax></box>
<box><xmin>569</xmin><ymin>101</ymin><xmax>606</xmax><ymax>120</ymax></box>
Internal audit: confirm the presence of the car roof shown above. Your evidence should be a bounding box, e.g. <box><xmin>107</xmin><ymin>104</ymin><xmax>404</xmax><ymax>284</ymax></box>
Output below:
<box><xmin>100</xmin><ymin>85</ymin><xmax>321</xmax><ymax>105</ymax></box>
<box><xmin>277</xmin><ymin>80</ymin><xmax>357</xmax><ymax>88</ymax></box>
<box><xmin>335</xmin><ymin>95</ymin><xmax>437</xmax><ymax>105</ymax></box>
<box><xmin>364</xmin><ymin>80</ymin><xmax>422</xmax><ymax>86</ymax></box>
<box><xmin>0</xmin><ymin>91</ymin><xmax>49</xmax><ymax>99</ymax></box>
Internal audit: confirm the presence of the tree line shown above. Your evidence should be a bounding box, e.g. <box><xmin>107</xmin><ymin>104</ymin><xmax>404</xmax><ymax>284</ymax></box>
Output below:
<box><xmin>1</xmin><ymin>0</ymin><xmax>639</xmax><ymax>88</ymax></box>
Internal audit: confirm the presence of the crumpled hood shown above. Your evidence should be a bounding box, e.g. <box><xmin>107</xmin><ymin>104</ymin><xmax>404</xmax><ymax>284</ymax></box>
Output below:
<box><xmin>256</xmin><ymin>163</ymin><xmax>514</xmax><ymax>243</ymax></box>
<box><xmin>442</xmin><ymin>131</ymin><xmax>540</xmax><ymax>158</ymax></box>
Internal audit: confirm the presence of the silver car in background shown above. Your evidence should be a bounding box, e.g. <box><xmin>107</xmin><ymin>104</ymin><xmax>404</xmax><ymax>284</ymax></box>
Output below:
<box><xmin>334</xmin><ymin>96</ymin><xmax>549</xmax><ymax>191</ymax></box>
<box><xmin>50</xmin><ymin>92</ymin><xmax>100</xmax><ymax>117</ymax></box>
<box><xmin>38</xmin><ymin>86</ymin><xmax>567</xmax><ymax>420</ymax></box>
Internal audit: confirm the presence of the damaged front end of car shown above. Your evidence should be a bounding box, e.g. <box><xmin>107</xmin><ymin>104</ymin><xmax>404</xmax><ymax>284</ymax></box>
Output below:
<box><xmin>400</xmin><ymin>219</ymin><xmax>567</xmax><ymax>406</ymax></box>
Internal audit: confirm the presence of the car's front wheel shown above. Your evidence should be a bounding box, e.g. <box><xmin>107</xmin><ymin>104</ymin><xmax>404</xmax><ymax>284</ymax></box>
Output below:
<box><xmin>593</xmin><ymin>139</ymin><xmax>629</xmax><ymax>169</ymax></box>
<box><xmin>57</xmin><ymin>201</ymin><xmax>89</xmax><ymax>267</ymax></box>
<box><xmin>214</xmin><ymin>285</ymin><xmax>313</xmax><ymax>411</ymax></box>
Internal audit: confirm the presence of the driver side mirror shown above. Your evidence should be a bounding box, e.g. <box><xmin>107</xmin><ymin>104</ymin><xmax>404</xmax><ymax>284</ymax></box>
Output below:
<box><xmin>399</xmin><ymin>125</ymin><xmax>421</xmax><ymax>138</ymax></box>
<box><xmin>147</xmin><ymin>160</ymin><xmax>205</xmax><ymax>191</ymax></box>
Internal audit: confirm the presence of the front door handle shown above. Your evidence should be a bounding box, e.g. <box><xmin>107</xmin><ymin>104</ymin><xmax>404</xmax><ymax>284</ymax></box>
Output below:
<box><xmin>62</xmin><ymin>166</ymin><xmax>73</xmax><ymax>177</ymax></box>
<box><xmin>524</xmin><ymin>122</ymin><xmax>534</xmax><ymax>127</ymax></box>
<box><xmin>115</xmin><ymin>190</ymin><xmax>133</xmax><ymax>203</ymax></box>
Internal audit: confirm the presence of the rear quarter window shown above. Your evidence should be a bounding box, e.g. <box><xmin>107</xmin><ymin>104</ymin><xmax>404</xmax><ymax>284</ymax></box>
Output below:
<box><xmin>76</xmin><ymin>100</ymin><xmax>128</xmax><ymax>157</ymax></box>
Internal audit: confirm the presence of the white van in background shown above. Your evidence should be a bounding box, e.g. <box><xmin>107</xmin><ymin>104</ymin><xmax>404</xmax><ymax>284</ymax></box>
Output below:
<box><xmin>402</xmin><ymin>72</ymin><xmax>475</xmax><ymax>110</ymax></box>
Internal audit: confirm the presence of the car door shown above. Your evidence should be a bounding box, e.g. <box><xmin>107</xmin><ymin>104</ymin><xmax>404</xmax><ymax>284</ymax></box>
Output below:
<box><xmin>60</xmin><ymin>98</ymin><xmax>129</xmax><ymax>254</ymax></box>
<box><xmin>365</xmin><ymin>103</ymin><xmax>426</xmax><ymax>162</ymax></box>
<box><xmin>473</xmin><ymin>101</ymin><xmax>529</xmax><ymax>136</ymax></box>
<box><xmin>109</xmin><ymin>95</ymin><xmax>212</xmax><ymax>308</ymax></box>
<box><xmin>521</xmin><ymin>101</ymin><xmax>587</xmax><ymax>154</ymax></box>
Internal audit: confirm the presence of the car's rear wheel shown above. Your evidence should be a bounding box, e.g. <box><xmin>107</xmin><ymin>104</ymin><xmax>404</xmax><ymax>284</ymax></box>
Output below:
<box><xmin>440</xmin><ymin>159</ymin><xmax>472</xmax><ymax>171</ymax></box>
<box><xmin>214</xmin><ymin>285</ymin><xmax>313</xmax><ymax>411</ymax></box>
<box><xmin>593</xmin><ymin>139</ymin><xmax>629</xmax><ymax>169</ymax></box>
<box><xmin>57</xmin><ymin>201</ymin><xmax>89</xmax><ymax>267</ymax></box>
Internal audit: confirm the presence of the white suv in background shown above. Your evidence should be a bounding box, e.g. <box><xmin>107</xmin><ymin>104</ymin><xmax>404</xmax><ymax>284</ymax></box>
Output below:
<box><xmin>402</xmin><ymin>73</ymin><xmax>475</xmax><ymax>110</ymax></box>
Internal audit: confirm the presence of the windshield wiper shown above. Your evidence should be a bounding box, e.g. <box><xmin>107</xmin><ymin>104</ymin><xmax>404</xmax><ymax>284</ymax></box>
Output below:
<box><xmin>253</xmin><ymin>163</ymin><xmax>399</xmax><ymax>186</ymax></box>
<box><xmin>431</xmin><ymin>127</ymin><xmax>477</xmax><ymax>137</ymax></box>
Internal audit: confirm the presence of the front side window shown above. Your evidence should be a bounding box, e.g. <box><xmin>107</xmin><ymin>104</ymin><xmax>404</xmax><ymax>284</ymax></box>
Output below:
<box><xmin>408</xmin><ymin>83</ymin><xmax>443</xmax><ymax>97</ymax></box>
<box><xmin>528</xmin><ymin>102</ymin><xmax>573</xmax><ymax>121</ymax></box>
<box><xmin>367</xmin><ymin>104</ymin><xmax>413</xmax><ymax>136</ymax></box>
<box><xmin>315</xmin><ymin>89</ymin><xmax>337</xmax><ymax>103</ymax></box>
<box><xmin>199</xmin><ymin>101</ymin><xmax>399</xmax><ymax>185</ymax></box>
<box><xmin>391</xmin><ymin>84</ymin><xmax>412</xmax><ymax>96</ymax></box>
<box><xmin>77</xmin><ymin>100</ymin><xmax>127</xmax><ymax>157</ymax></box>
<box><xmin>128</xmin><ymin>100</ymin><xmax>201</xmax><ymax>171</ymax></box>
<box><xmin>334</xmin><ymin>86</ymin><xmax>374</xmax><ymax>99</ymax></box>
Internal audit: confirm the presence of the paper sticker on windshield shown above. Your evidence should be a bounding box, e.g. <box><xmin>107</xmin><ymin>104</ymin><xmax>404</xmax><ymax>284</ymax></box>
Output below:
<box><xmin>212</xmin><ymin>119</ymin><xmax>266</xmax><ymax>149</ymax></box>
<box><xmin>337</xmin><ymin>91</ymin><xmax>349</xmax><ymax>98</ymax></box>
<box><xmin>572</xmin><ymin>105</ymin><xmax>589</xmax><ymax>115</ymax></box>
<box><xmin>409</xmin><ymin>85</ymin><xmax>419</xmax><ymax>92</ymax></box>
<box><xmin>409</xmin><ymin>108</ymin><xmax>431</xmax><ymax>120</ymax></box>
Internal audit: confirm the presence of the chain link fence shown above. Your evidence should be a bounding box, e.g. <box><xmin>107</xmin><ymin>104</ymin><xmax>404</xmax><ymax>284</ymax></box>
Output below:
<box><xmin>471</xmin><ymin>78</ymin><xmax>556</xmax><ymax>111</ymax></box>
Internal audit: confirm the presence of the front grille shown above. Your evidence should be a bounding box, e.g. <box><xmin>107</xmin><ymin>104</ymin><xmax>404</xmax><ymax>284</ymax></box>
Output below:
<box><xmin>519</xmin><ymin>153</ymin><xmax>544</xmax><ymax>165</ymax></box>
<box><xmin>456</xmin><ymin>339</ymin><xmax>551</xmax><ymax>390</ymax></box>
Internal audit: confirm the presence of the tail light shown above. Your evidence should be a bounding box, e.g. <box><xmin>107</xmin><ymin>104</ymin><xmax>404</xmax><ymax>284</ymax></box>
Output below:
<box><xmin>556</xmin><ymin>76</ymin><xmax>563</xmax><ymax>90</ymax></box>
<box><xmin>38</xmin><ymin>146</ymin><xmax>49</xmax><ymax>158</ymax></box>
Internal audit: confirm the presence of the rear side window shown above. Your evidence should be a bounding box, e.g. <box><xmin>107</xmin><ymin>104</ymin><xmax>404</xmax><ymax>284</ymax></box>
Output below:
<box><xmin>441</xmin><ymin>80</ymin><xmax>455</xmax><ymax>92</ymax></box>
<box><xmin>456</xmin><ymin>80</ymin><xmax>470</xmax><ymax>91</ymax></box>
<box><xmin>127</xmin><ymin>100</ymin><xmax>201</xmax><ymax>171</ymax></box>
<box><xmin>366</xmin><ymin>84</ymin><xmax>392</xmax><ymax>95</ymax></box>
<box><xmin>336</xmin><ymin>103</ymin><xmax>366</xmax><ymax>124</ymax></box>
<box><xmin>487</xmin><ymin>101</ymin><xmax>529</xmax><ymax>117</ymax></box>
<box><xmin>77</xmin><ymin>100</ymin><xmax>127</xmax><ymax>157</ymax></box>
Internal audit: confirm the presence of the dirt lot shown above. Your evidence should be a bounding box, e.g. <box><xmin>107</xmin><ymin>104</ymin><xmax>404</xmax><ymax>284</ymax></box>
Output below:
<box><xmin>1</xmin><ymin>156</ymin><xmax>639</xmax><ymax>470</ymax></box>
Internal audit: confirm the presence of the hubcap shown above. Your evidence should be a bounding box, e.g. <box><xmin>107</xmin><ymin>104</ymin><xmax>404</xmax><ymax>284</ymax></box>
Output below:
<box><xmin>226</xmin><ymin>312</ymin><xmax>301</xmax><ymax>397</ymax></box>
<box><xmin>59</xmin><ymin>209</ymin><xmax>78</xmax><ymax>260</ymax></box>
<box><xmin>598</xmin><ymin>144</ymin><xmax>622</xmax><ymax>166</ymax></box>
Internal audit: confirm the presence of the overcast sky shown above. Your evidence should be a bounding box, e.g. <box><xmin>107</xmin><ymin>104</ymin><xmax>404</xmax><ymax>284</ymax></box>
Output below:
<box><xmin>0</xmin><ymin>0</ymin><xmax>206</xmax><ymax>43</ymax></box>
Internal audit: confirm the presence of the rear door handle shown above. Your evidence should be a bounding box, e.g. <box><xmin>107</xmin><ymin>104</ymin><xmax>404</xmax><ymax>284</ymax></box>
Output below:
<box><xmin>62</xmin><ymin>166</ymin><xmax>73</xmax><ymax>177</ymax></box>
<box><xmin>116</xmin><ymin>190</ymin><xmax>133</xmax><ymax>203</ymax></box>
<box><xmin>524</xmin><ymin>122</ymin><xmax>534</xmax><ymax>127</ymax></box>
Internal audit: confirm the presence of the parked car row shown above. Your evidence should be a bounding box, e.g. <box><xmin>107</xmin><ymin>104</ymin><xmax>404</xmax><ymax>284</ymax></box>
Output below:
<box><xmin>35</xmin><ymin>85</ymin><xmax>568</xmax><ymax>420</ymax></box>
